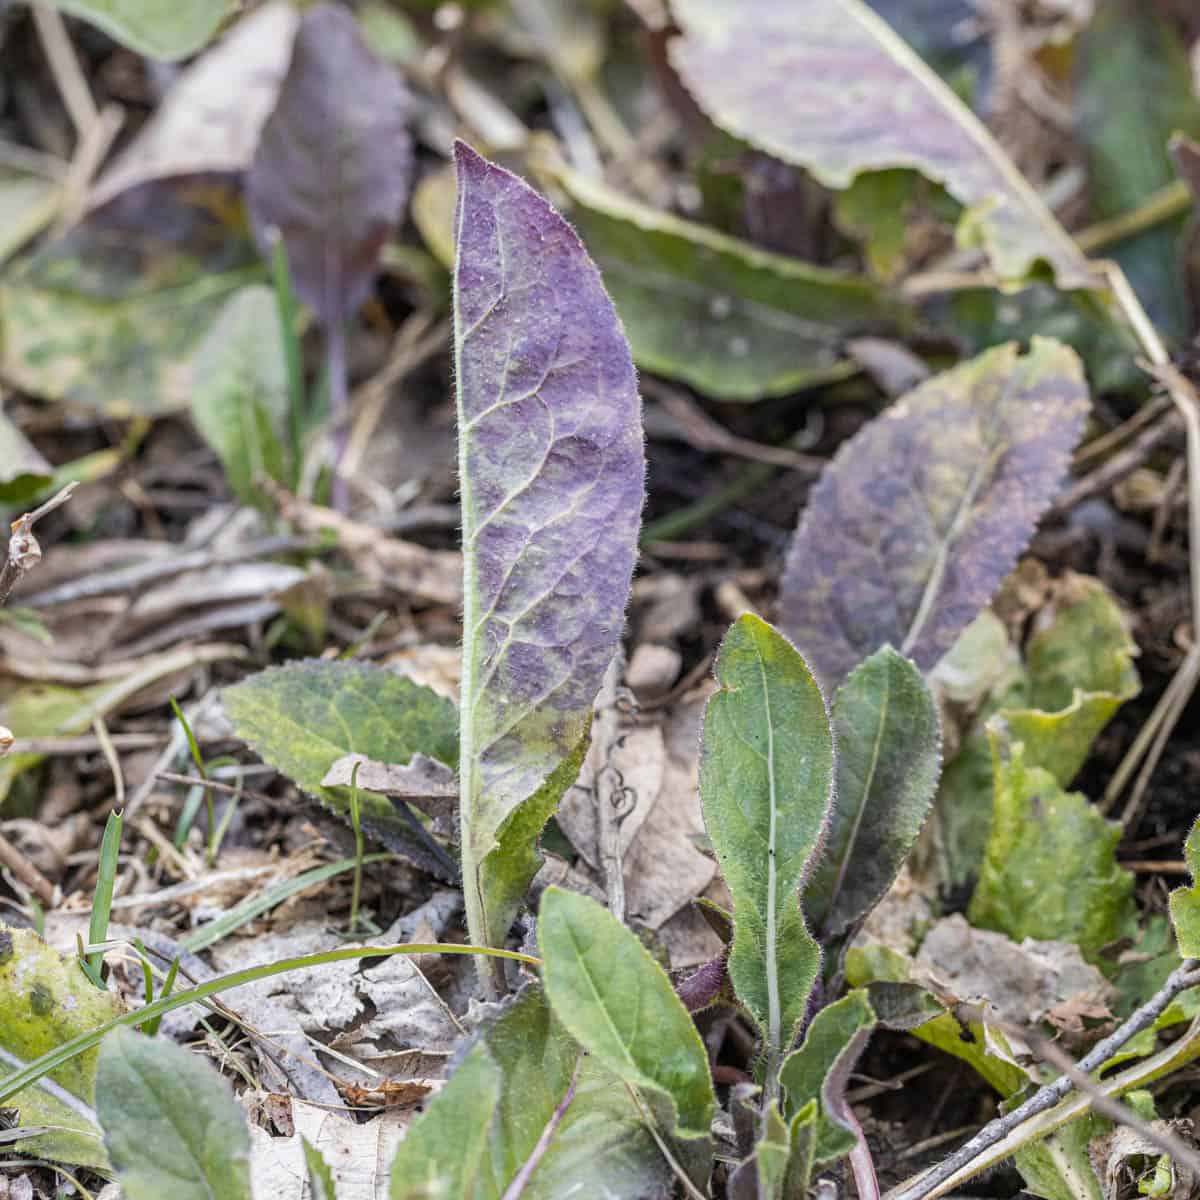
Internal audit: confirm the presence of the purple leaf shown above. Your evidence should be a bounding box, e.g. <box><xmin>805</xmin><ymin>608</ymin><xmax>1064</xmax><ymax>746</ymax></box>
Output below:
<box><xmin>245</xmin><ymin>3</ymin><xmax>411</xmax><ymax>327</ymax></box>
<box><xmin>779</xmin><ymin>338</ymin><xmax>1089</xmax><ymax>691</ymax></box>
<box><xmin>453</xmin><ymin>143</ymin><xmax>645</xmax><ymax>969</ymax></box>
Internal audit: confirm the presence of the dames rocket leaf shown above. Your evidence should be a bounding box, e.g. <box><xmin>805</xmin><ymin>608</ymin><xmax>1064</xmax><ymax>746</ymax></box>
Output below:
<box><xmin>453</xmin><ymin>143</ymin><xmax>644</xmax><ymax>951</ymax></box>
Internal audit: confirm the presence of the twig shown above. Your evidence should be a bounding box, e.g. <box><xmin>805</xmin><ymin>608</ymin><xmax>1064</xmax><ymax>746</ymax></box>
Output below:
<box><xmin>886</xmin><ymin>958</ymin><xmax>1200</xmax><ymax>1200</ymax></box>
<box><xmin>32</xmin><ymin>4</ymin><xmax>98</xmax><ymax>136</ymax></box>
<box><xmin>0</xmin><ymin>830</ymin><xmax>58</xmax><ymax>907</ymax></box>
<box><xmin>0</xmin><ymin>483</ymin><xmax>78</xmax><ymax>607</ymax></box>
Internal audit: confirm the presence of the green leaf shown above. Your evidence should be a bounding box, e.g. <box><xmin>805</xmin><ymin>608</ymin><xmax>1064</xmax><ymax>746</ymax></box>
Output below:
<box><xmin>969</xmin><ymin>733</ymin><xmax>1137</xmax><ymax>964</ymax></box>
<box><xmin>0</xmin><ymin>404</ymin><xmax>52</xmax><ymax>506</ymax></box>
<box><xmin>1077</xmin><ymin>0</ymin><xmax>1200</xmax><ymax>340</ymax></box>
<box><xmin>779</xmin><ymin>338</ymin><xmax>1091</xmax><ymax>691</ymax></box>
<box><xmin>302</xmin><ymin>1136</ymin><xmax>339</xmax><ymax>1199</ymax></box>
<box><xmin>779</xmin><ymin>990</ymin><xmax>875</xmax><ymax>1166</ymax></box>
<box><xmin>0</xmin><ymin>181</ymin><xmax>260</xmax><ymax>415</ymax></box>
<box><xmin>669</xmin><ymin>0</ymin><xmax>1096</xmax><ymax>289</ymax></box>
<box><xmin>44</xmin><ymin>0</ymin><xmax>233</xmax><ymax>60</ymax></box>
<box><xmin>556</xmin><ymin>166</ymin><xmax>906</xmax><ymax>401</ymax></box>
<box><xmin>804</xmin><ymin>646</ymin><xmax>941</xmax><ymax>941</ymax></box>
<box><xmin>1169</xmin><ymin>819</ymin><xmax>1200</xmax><ymax>960</ymax></box>
<box><xmin>96</xmin><ymin>1027</ymin><xmax>251</xmax><ymax>1200</ymax></box>
<box><xmin>222</xmin><ymin>660</ymin><xmax>459</xmax><ymax>870</ymax></box>
<box><xmin>699</xmin><ymin>614</ymin><xmax>834</xmax><ymax>1073</ymax></box>
<box><xmin>190</xmin><ymin>285</ymin><xmax>290</xmax><ymax>507</ymax></box>
<box><xmin>452</xmin><ymin>144</ymin><xmax>644</xmax><ymax>963</ymax></box>
<box><xmin>1014</xmin><ymin>1114</ymin><xmax>1106</xmax><ymax>1200</ymax></box>
<box><xmin>832</xmin><ymin>170</ymin><xmax>924</xmax><ymax>282</ymax></box>
<box><xmin>0</xmin><ymin>926</ymin><xmax>120</xmax><ymax>1168</ymax></box>
<box><xmin>0</xmin><ymin>168</ymin><xmax>61</xmax><ymax>265</ymax></box>
<box><xmin>538</xmin><ymin>887</ymin><xmax>716</xmax><ymax>1141</ymax></box>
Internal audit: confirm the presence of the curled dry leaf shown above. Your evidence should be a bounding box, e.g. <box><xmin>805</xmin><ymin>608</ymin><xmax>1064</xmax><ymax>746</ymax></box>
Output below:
<box><xmin>780</xmin><ymin>338</ymin><xmax>1090</xmax><ymax>691</ymax></box>
<box><xmin>323</xmin><ymin>752</ymin><xmax>458</xmax><ymax>837</ymax></box>
<box><xmin>668</xmin><ymin>0</ymin><xmax>1097</xmax><ymax>289</ymax></box>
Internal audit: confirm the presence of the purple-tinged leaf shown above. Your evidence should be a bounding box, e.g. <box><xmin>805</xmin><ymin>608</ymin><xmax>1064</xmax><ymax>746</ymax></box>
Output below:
<box><xmin>452</xmin><ymin>143</ymin><xmax>645</xmax><ymax>967</ymax></box>
<box><xmin>245</xmin><ymin>3</ymin><xmax>411</xmax><ymax>327</ymax></box>
<box><xmin>779</xmin><ymin>338</ymin><xmax>1089</xmax><ymax>691</ymax></box>
<box><xmin>668</xmin><ymin>0</ymin><xmax>1098</xmax><ymax>290</ymax></box>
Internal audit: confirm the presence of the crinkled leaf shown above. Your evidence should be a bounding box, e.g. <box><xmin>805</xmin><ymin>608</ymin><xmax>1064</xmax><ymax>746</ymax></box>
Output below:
<box><xmin>699</xmin><ymin>614</ymin><xmax>834</xmax><ymax>1064</ymax></box>
<box><xmin>190</xmin><ymin>285</ymin><xmax>290</xmax><ymax>506</ymax></box>
<box><xmin>668</xmin><ymin>0</ymin><xmax>1095</xmax><ymax>289</ymax></box>
<box><xmin>222</xmin><ymin>660</ymin><xmax>459</xmax><ymax>874</ymax></box>
<box><xmin>0</xmin><ymin>406</ymin><xmax>52</xmax><ymax>506</ymax></box>
<box><xmin>96</xmin><ymin>1027</ymin><xmax>251</xmax><ymax>1200</ymax></box>
<box><xmin>1077</xmin><ymin>0</ymin><xmax>1200</xmax><ymax>340</ymax></box>
<box><xmin>0</xmin><ymin>181</ymin><xmax>259</xmax><ymax>415</ymax></box>
<box><xmin>557</xmin><ymin>166</ymin><xmax>906</xmax><ymax>401</ymax></box>
<box><xmin>779</xmin><ymin>990</ymin><xmax>875</xmax><ymax>1166</ymax></box>
<box><xmin>0</xmin><ymin>926</ymin><xmax>119</xmax><ymax>1168</ymax></box>
<box><xmin>538</xmin><ymin>887</ymin><xmax>715</xmax><ymax>1141</ymax></box>
<box><xmin>246</xmin><ymin>3</ymin><xmax>411</xmax><ymax>327</ymax></box>
<box><xmin>452</xmin><ymin>143</ymin><xmax>644</xmax><ymax>949</ymax></box>
<box><xmin>804</xmin><ymin>646</ymin><xmax>941</xmax><ymax>942</ymax></box>
<box><xmin>45</xmin><ymin>0</ymin><xmax>232</xmax><ymax>60</ymax></box>
<box><xmin>779</xmin><ymin>339</ymin><xmax>1090</xmax><ymax>691</ymax></box>
<box><xmin>1169</xmin><ymin>820</ymin><xmax>1200</xmax><ymax>960</ymax></box>
<box><xmin>969</xmin><ymin>733</ymin><xmax>1136</xmax><ymax>965</ymax></box>
<box><xmin>938</xmin><ymin>578</ymin><xmax>1138</xmax><ymax>888</ymax></box>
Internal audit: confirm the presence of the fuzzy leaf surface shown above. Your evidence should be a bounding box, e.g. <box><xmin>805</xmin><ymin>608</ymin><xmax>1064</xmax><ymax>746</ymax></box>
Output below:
<box><xmin>246</xmin><ymin>3</ymin><xmax>411</xmax><ymax>326</ymax></box>
<box><xmin>779</xmin><ymin>990</ymin><xmax>876</xmax><ymax>1166</ymax></box>
<box><xmin>779</xmin><ymin>339</ymin><xmax>1089</xmax><ymax>691</ymax></box>
<box><xmin>804</xmin><ymin>646</ymin><xmax>941</xmax><ymax>941</ymax></box>
<box><xmin>96</xmin><ymin>1027</ymin><xmax>251</xmax><ymax>1200</ymax></box>
<box><xmin>699</xmin><ymin>614</ymin><xmax>834</xmax><ymax>1061</ymax></box>
<box><xmin>453</xmin><ymin>143</ymin><xmax>644</xmax><ymax>947</ymax></box>
<box><xmin>538</xmin><ymin>887</ymin><xmax>715</xmax><ymax>1140</ymax></box>
<box><xmin>969</xmin><ymin>735</ymin><xmax>1136</xmax><ymax>964</ymax></box>
<box><xmin>557</xmin><ymin>167</ymin><xmax>905</xmax><ymax>401</ymax></box>
<box><xmin>190</xmin><ymin>285</ymin><xmax>289</xmax><ymax>506</ymax></box>
<box><xmin>1169</xmin><ymin>819</ymin><xmax>1200</xmax><ymax>959</ymax></box>
<box><xmin>0</xmin><ymin>926</ymin><xmax>119</xmax><ymax>1168</ymax></box>
<box><xmin>46</xmin><ymin>0</ymin><xmax>232</xmax><ymax>59</ymax></box>
<box><xmin>222</xmin><ymin>660</ymin><xmax>458</xmax><ymax>873</ymax></box>
<box><xmin>668</xmin><ymin>0</ymin><xmax>1095</xmax><ymax>289</ymax></box>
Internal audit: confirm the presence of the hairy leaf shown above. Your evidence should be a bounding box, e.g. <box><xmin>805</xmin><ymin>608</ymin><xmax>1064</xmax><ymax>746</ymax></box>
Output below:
<box><xmin>557</xmin><ymin>167</ymin><xmax>905</xmax><ymax>401</ymax></box>
<box><xmin>452</xmin><ymin>143</ymin><xmax>644</xmax><ymax>953</ymax></box>
<box><xmin>699</xmin><ymin>614</ymin><xmax>834</xmax><ymax>1071</ymax></box>
<box><xmin>779</xmin><ymin>339</ymin><xmax>1090</xmax><ymax>691</ymax></box>
<box><xmin>46</xmin><ymin>0</ymin><xmax>232</xmax><ymax>60</ymax></box>
<box><xmin>804</xmin><ymin>646</ymin><xmax>941</xmax><ymax>941</ymax></box>
<box><xmin>246</xmin><ymin>4</ymin><xmax>412</xmax><ymax>327</ymax></box>
<box><xmin>1014</xmin><ymin>1114</ymin><xmax>1106</xmax><ymax>1200</ymax></box>
<box><xmin>222</xmin><ymin>660</ymin><xmax>459</xmax><ymax>875</ymax></box>
<box><xmin>969</xmin><ymin>734</ymin><xmax>1136</xmax><ymax>964</ymax></box>
<box><xmin>668</xmin><ymin>0</ymin><xmax>1096</xmax><ymax>289</ymax></box>
<box><xmin>779</xmin><ymin>990</ymin><xmax>876</xmax><ymax>1166</ymax></box>
<box><xmin>538</xmin><ymin>887</ymin><xmax>715</xmax><ymax>1141</ymax></box>
<box><xmin>1169</xmin><ymin>819</ymin><xmax>1200</xmax><ymax>960</ymax></box>
<box><xmin>1078</xmin><ymin>0</ymin><xmax>1200</xmax><ymax>339</ymax></box>
<box><xmin>96</xmin><ymin>1027</ymin><xmax>251</xmax><ymax>1200</ymax></box>
<box><xmin>729</xmin><ymin>1100</ymin><xmax>815</xmax><ymax>1200</ymax></box>
<box><xmin>0</xmin><ymin>926</ymin><xmax>119</xmax><ymax>1168</ymax></box>
<box><xmin>0</xmin><ymin>181</ymin><xmax>259</xmax><ymax>415</ymax></box>
<box><xmin>190</xmin><ymin>285</ymin><xmax>290</xmax><ymax>506</ymax></box>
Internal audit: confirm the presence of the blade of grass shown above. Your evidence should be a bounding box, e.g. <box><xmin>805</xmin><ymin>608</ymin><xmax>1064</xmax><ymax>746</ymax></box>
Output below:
<box><xmin>82</xmin><ymin>810</ymin><xmax>122</xmax><ymax>988</ymax></box>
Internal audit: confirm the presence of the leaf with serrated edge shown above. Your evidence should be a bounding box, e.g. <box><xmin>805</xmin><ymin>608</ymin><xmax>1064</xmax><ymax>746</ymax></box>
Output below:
<box><xmin>222</xmin><ymin>660</ymin><xmax>459</xmax><ymax>875</ymax></box>
<box><xmin>780</xmin><ymin>338</ymin><xmax>1090</xmax><ymax>691</ymax></box>
<box><xmin>538</xmin><ymin>887</ymin><xmax>715</xmax><ymax>1141</ymax></box>
<box><xmin>779</xmin><ymin>990</ymin><xmax>876</xmax><ymax>1167</ymax></box>
<box><xmin>969</xmin><ymin>732</ymin><xmax>1136</xmax><ymax>964</ymax></box>
<box><xmin>699</xmin><ymin>614</ymin><xmax>834</xmax><ymax>1081</ymax></box>
<box><xmin>555</xmin><ymin>165</ymin><xmax>907</xmax><ymax>401</ymax></box>
<box><xmin>1169</xmin><ymin>819</ymin><xmax>1200</xmax><ymax>959</ymax></box>
<box><xmin>47</xmin><ymin>0</ymin><xmax>232</xmax><ymax>60</ymax></box>
<box><xmin>96</xmin><ymin>1027</ymin><xmax>251</xmax><ymax>1200</ymax></box>
<box><xmin>805</xmin><ymin>646</ymin><xmax>941</xmax><ymax>942</ymax></box>
<box><xmin>452</xmin><ymin>143</ymin><xmax>644</xmax><ymax>958</ymax></box>
<box><xmin>668</xmin><ymin>0</ymin><xmax>1096</xmax><ymax>289</ymax></box>
<box><xmin>246</xmin><ymin>4</ymin><xmax>411</xmax><ymax>327</ymax></box>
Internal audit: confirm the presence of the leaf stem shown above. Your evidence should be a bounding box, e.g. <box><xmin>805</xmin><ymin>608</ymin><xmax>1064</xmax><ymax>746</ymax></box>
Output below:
<box><xmin>327</xmin><ymin>315</ymin><xmax>349</xmax><ymax>512</ymax></box>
